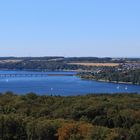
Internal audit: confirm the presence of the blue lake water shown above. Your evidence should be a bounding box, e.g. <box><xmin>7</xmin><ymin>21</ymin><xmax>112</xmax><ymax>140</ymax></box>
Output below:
<box><xmin>0</xmin><ymin>70</ymin><xmax>140</xmax><ymax>96</ymax></box>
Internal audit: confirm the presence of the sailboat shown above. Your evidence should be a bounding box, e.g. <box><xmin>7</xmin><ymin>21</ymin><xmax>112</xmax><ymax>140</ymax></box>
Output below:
<box><xmin>125</xmin><ymin>86</ymin><xmax>128</xmax><ymax>90</ymax></box>
<box><xmin>117</xmin><ymin>85</ymin><xmax>120</xmax><ymax>89</ymax></box>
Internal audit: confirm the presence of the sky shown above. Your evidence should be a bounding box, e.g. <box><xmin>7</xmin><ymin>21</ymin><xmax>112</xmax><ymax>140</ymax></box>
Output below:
<box><xmin>0</xmin><ymin>0</ymin><xmax>140</xmax><ymax>57</ymax></box>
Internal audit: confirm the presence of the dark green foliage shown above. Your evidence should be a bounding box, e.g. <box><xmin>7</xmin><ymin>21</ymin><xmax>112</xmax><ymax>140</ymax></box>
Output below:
<box><xmin>0</xmin><ymin>115</ymin><xmax>27</xmax><ymax>140</ymax></box>
<box><xmin>78</xmin><ymin>69</ymin><xmax>140</xmax><ymax>85</ymax></box>
<box><xmin>0</xmin><ymin>93</ymin><xmax>140</xmax><ymax>140</ymax></box>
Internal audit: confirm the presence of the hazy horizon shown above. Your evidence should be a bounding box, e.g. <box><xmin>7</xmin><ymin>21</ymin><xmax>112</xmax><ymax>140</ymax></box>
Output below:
<box><xmin>0</xmin><ymin>55</ymin><xmax>139</xmax><ymax>58</ymax></box>
<box><xmin>0</xmin><ymin>0</ymin><xmax>140</xmax><ymax>57</ymax></box>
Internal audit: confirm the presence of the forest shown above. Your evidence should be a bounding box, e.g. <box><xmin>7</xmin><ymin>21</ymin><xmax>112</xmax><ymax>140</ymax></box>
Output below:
<box><xmin>0</xmin><ymin>92</ymin><xmax>140</xmax><ymax>140</ymax></box>
<box><xmin>78</xmin><ymin>68</ymin><xmax>140</xmax><ymax>85</ymax></box>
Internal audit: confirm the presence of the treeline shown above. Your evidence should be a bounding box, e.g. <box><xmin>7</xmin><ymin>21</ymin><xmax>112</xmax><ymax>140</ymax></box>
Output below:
<box><xmin>0</xmin><ymin>57</ymin><xmax>126</xmax><ymax>71</ymax></box>
<box><xmin>0</xmin><ymin>57</ymin><xmax>125</xmax><ymax>62</ymax></box>
<box><xmin>0</xmin><ymin>58</ymin><xmax>94</xmax><ymax>71</ymax></box>
<box><xmin>78</xmin><ymin>68</ymin><xmax>140</xmax><ymax>85</ymax></box>
<box><xmin>0</xmin><ymin>61</ymin><xmax>80</xmax><ymax>71</ymax></box>
<box><xmin>0</xmin><ymin>92</ymin><xmax>140</xmax><ymax>140</ymax></box>
<box><xmin>64</xmin><ymin>57</ymin><xmax>124</xmax><ymax>63</ymax></box>
<box><xmin>0</xmin><ymin>56</ymin><xmax>64</xmax><ymax>61</ymax></box>
<box><xmin>0</xmin><ymin>60</ymin><xmax>107</xmax><ymax>71</ymax></box>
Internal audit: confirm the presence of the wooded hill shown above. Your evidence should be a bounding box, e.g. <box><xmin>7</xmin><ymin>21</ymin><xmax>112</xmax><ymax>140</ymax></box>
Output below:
<box><xmin>0</xmin><ymin>92</ymin><xmax>140</xmax><ymax>140</ymax></box>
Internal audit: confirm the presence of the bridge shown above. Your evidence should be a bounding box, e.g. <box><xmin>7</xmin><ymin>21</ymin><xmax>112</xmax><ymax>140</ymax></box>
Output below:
<box><xmin>0</xmin><ymin>73</ymin><xmax>75</xmax><ymax>78</ymax></box>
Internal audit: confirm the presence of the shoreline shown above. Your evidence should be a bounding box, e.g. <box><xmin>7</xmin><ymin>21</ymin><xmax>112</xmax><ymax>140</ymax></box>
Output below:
<box><xmin>79</xmin><ymin>77</ymin><xmax>140</xmax><ymax>86</ymax></box>
<box><xmin>97</xmin><ymin>79</ymin><xmax>133</xmax><ymax>85</ymax></box>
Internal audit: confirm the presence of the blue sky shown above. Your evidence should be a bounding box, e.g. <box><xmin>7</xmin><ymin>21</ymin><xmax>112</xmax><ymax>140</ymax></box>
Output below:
<box><xmin>0</xmin><ymin>0</ymin><xmax>140</xmax><ymax>57</ymax></box>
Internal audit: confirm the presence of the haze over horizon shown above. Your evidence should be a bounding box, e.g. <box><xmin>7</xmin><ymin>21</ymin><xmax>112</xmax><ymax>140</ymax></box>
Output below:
<box><xmin>0</xmin><ymin>0</ymin><xmax>140</xmax><ymax>57</ymax></box>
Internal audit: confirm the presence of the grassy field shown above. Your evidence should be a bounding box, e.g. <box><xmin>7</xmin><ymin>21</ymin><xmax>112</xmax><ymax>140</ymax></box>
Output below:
<box><xmin>68</xmin><ymin>62</ymin><xmax>119</xmax><ymax>67</ymax></box>
<box><xmin>0</xmin><ymin>59</ymin><xmax>22</xmax><ymax>63</ymax></box>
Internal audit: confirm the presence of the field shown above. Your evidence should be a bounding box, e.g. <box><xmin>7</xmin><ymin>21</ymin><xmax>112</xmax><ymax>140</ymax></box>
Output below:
<box><xmin>68</xmin><ymin>62</ymin><xmax>119</xmax><ymax>67</ymax></box>
<box><xmin>0</xmin><ymin>59</ymin><xmax>22</xmax><ymax>63</ymax></box>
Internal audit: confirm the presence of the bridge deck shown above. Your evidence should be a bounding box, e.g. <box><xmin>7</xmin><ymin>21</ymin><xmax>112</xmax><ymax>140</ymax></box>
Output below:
<box><xmin>0</xmin><ymin>73</ymin><xmax>75</xmax><ymax>77</ymax></box>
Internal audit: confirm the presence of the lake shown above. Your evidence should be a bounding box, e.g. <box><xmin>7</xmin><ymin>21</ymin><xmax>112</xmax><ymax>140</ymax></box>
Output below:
<box><xmin>0</xmin><ymin>70</ymin><xmax>140</xmax><ymax>96</ymax></box>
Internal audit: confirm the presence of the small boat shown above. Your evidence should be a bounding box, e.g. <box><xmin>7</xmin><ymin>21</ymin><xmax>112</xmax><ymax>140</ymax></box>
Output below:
<box><xmin>117</xmin><ymin>85</ymin><xmax>120</xmax><ymax>89</ymax></box>
<box><xmin>125</xmin><ymin>86</ymin><xmax>128</xmax><ymax>90</ymax></box>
